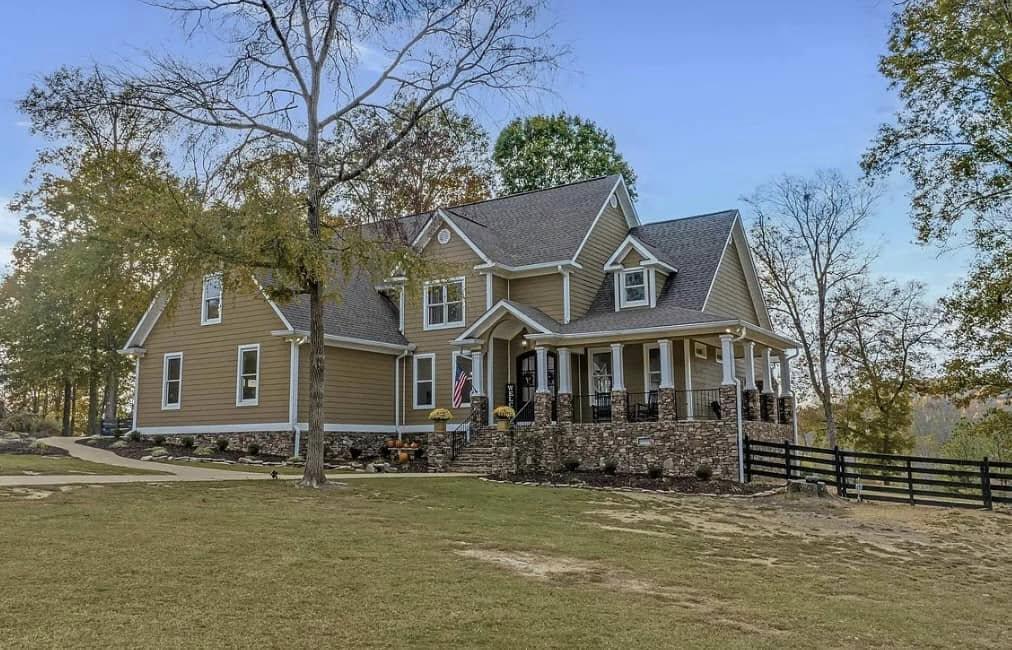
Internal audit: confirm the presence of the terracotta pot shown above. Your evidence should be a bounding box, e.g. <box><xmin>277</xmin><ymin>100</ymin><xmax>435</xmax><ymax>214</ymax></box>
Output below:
<box><xmin>398</xmin><ymin>451</ymin><xmax>409</xmax><ymax>464</ymax></box>
<box><xmin>394</xmin><ymin>439</ymin><xmax>404</xmax><ymax>448</ymax></box>
<box><xmin>385</xmin><ymin>438</ymin><xmax>395</xmax><ymax>448</ymax></box>
<box><xmin>410</xmin><ymin>441</ymin><xmax>419</xmax><ymax>449</ymax></box>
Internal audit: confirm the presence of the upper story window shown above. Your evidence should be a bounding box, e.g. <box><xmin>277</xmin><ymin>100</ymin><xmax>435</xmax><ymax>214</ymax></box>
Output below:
<box><xmin>201</xmin><ymin>274</ymin><xmax>222</xmax><ymax>325</ymax></box>
<box><xmin>424</xmin><ymin>277</ymin><xmax>465</xmax><ymax>330</ymax></box>
<box><xmin>620</xmin><ymin>268</ymin><xmax>648</xmax><ymax>308</ymax></box>
<box><xmin>162</xmin><ymin>352</ymin><xmax>183</xmax><ymax>410</ymax></box>
<box><xmin>235</xmin><ymin>344</ymin><xmax>260</xmax><ymax>407</ymax></box>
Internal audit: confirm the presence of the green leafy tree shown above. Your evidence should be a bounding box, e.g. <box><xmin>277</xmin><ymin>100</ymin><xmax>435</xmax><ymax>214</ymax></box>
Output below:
<box><xmin>863</xmin><ymin>1</ymin><xmax>1012</xmax><ymax>403</ymax></box>
<box><xmin>942</xmin><ymin>409</ymin><xmax>1012</xmax><ymax>462</ymax></box>
<box><xmin>493</xmin><ymin>113</ymin><xmax>637</xmax><ymax>197</ymax></box>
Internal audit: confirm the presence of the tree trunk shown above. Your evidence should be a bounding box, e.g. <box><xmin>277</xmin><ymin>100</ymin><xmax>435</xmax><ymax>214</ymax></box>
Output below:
<box><xmin>61</xmin><ymin>379</ymin><xmax>73</xmax><ymax>436</ymax></box>
<box><xmin>87</xmin><ymin>370</ymin><xmax>100</xmax><ymax>437</ymax></box>
<box><xmin>300</xmin><ymin>279</ymin><xmax>328</xmax><ymax>487</ymax></box>
<box><xmin>104</xmin><ymin>367</ymin><xmax>118</xmax><ymax>423</ymax></box>
<box><xmin>70</xmin><ymin>383</ymin><xmax>77</xmax><ymax>435</ymax></box>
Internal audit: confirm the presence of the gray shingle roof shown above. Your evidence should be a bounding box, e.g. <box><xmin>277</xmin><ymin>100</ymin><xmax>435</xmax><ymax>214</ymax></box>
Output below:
<box><xmin>501</xmin><ymin>300</ymin><xmax>562</xmax><ymax>332</ymax></box>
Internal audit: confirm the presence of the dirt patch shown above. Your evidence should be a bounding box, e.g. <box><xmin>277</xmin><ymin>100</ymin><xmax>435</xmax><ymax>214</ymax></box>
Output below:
<box><xmin>494</xmin><ymin>470</ymin><xmax>768</xmax><ymax>495</ymax></box>
<box><xmin>3</xmin><ymin>488</ymin><xmax>54</xmax><ymax>500</ymax></box>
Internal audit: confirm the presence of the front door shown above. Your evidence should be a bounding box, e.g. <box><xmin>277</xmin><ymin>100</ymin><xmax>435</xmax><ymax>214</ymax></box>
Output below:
<box><xmin>515</xmin><ymin>350</ymin><xmax>557</xmax><ymax>421</ymax></box>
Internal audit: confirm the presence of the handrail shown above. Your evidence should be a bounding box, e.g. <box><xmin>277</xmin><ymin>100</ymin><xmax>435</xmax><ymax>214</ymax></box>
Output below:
<box><xmin>449</xmin><ymin>418</ymin><xmax>470</xmax><ymax>461</ymax></box>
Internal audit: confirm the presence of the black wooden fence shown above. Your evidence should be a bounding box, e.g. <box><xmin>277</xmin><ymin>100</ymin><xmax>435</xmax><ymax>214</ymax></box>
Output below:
<box><xmin>743</xmin><ymin>436</ymin><xmax>1012</xmax><ymax>510</ymax></box>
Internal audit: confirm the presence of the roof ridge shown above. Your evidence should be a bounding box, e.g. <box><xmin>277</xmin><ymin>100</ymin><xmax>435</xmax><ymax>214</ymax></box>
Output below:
<box><xmin>636</xmin><ymin>209</ymin><xmax>738</xmax><ymax>228</ymax></box>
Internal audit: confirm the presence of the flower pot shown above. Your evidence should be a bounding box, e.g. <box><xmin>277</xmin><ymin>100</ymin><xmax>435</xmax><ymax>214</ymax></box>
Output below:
<box><xmin>397</xmin><ymin>451</ymin><xmax>409</xmax><ymax>464</ymax></box>
<box><xmin>496</xmin><ymin>418</ymin><xmax>509</xmax><ymax>432</ymax></box>
<box><xmin>394</xmin><ymin>439</ymin><xmax>404</xmax><ymax>448</ymax></box>
<box><xmin>433</xmin><ymin>421</ymin><xmax>447</xmax><ymax>434</ymax></box>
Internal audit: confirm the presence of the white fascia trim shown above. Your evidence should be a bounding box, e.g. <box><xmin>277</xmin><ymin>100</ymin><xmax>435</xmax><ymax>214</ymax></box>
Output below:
<box><xmin>249</xmin><ymin>274</ymin><xmax>295</xmax><ymax>330</ymax></box>
<box><xmin>602</xmin><ymin>234</ymin><xmax>676</xmax><ymax>273</ymax></box>
<box><xmin>485</xmin><ymin>272</ymin><xmax>494</xmax><ymax>311</ymax></box>
<box><xmin>136</xmin><ymin>423</ymin><xmax>293</xmax><ymax>435</ymax></box>
<box><xmin>527</xmin><ymin>321</ymin><xmax>798</xmax><ymax>349</ymax></box>
<box><xmin>270</xmin><ymin>329</ymin><xmax>411</xmax><ymax>355</ymax></box>
<box><xmin>235</xmin><ymin>343</ymin><xmax>261</xmax><ymax>407</ymax></box>
<box><xmin>122</xmin><ymin>292</ymin><xmax>168</xmax><ymax>350</ymax></box>
<box><xmin>562</xmin><ymin>269</ymin><xmax>571</xmax><ymax>324</ymax></box>
<box><xmin>729</xmin><ymin>214</ymin><xmax>774</xmax><ymax>330</ymax></box>
<box><xmin>412</xmin><ymin>209</ymin><xmax>494</xmax><ymax>265</ymax></box>
<box><xmin>473</xmin><ymin>260</ymin><xmax>581</xmax><ymax>279</ymax></box>
<box><xmin>572</xmin><ymin>176</ymin><xmax>640</xmax><ymax>266</ymax></box>
<box><xmin>453</xmin><ymin>299</ymin><xmax>555</xmax><ymax>342</ymax></box>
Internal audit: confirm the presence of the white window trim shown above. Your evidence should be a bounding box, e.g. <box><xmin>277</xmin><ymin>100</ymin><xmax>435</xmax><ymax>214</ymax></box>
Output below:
<box><xmin>235</xmin><ymin>343</ymin><xmax>261</xmax><ymax>407</ymax></box>
<box><xmin>413</xmin><ymin>353</ymin><xmax>436</xmax><ymax>409</ymax></box>
<box><xmin>643</xmin><ymin>343</ymin><xmax>661</xmax><ymax>392</ymax></box>
<box><xmin>161</xmin><ymin>352</ymin><xmax>183</xmax><ymax>410</ymax></box>
<box><xmin>422</xmin><ymin>277</ymin><xmax>466</xmax><ymax>331</ymax></box>
<box><xmin>200</xmin><ymin>273</ymin><xmax>223</xmax><ymax>326</ymax></box>
<box><xmin>619</xmin><ymin>267</ymin><xmax>649</xmax><ymax>308</ymax></box>
<box><xmin>451</xmin><ymin>351</ymin><xmax>473</xmax><ymax>408</ymax></box>
<box><xmin>693</xmin><ymin>341</ymin><xmax>708</xmax><ymax>360</ymax></box>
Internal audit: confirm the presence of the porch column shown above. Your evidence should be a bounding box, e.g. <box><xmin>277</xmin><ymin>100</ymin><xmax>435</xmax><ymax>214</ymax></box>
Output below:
<box><xmin>760</xmin><ymin>347</ymin><xmax>776</xmax><ymax>422</ymax></box>
<box><xmin>741</xmin><ymin>341</ymin><xmax>758</xmax><ymax>421</ymax></box>
<box><xmin>658</xmin><ymin>339</ymin><xmax>677</xmax><ymax>421</ymax></box>
<box><xmin>610</xmin><ymin>343</ymin><xmax>627</xmax><ymax>423</ymax></box>
<box><xmin>469</xmin><ymin>348</ymin><xmax>487</xmax><ymax>432</ymax></box>
<box><xmin>719</xmin><ymin>334</ymin><xmax>736</xmax><ymax>386</ymax></box>
<box><xmin>777</xmin><ymin>351</ymin><xmax>795</xmax><ymax>429</ymax></box>
<box><xmin>534</xmin><ymin>346</ymin><xmax>553</xmax><ymax>426</ymax></box>
<box><xmin>557</xmin><ymin>347</ymin><xmax>573</xmax><ymax>424</ymax></box>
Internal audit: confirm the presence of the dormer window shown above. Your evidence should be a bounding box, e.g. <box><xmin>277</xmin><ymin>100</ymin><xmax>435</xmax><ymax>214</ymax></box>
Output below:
<box><xmin>201</xmin><ymin>273</ymin><xmax>222</xmax><ymax>325</ymax></box>
<box><xmin>620</xmin><ymin>268</ymin><xmax>648</xmax><ymax>308</ymax></box>
<box><xmin>423</xmin><ymin>277</ymin><xmax>465</xmax><ymax>330</ymax></box>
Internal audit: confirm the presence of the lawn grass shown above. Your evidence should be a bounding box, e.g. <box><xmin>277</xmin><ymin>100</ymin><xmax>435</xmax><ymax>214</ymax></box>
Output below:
<box><xmin>1</xmin><ymin>478</ymin><xmax>1009</xmax><ymax>648</ymax></box>
<box><xmin>0</xmin><ymin>453</ymin><xmax>168</xmax><ymax>476</ymax></box>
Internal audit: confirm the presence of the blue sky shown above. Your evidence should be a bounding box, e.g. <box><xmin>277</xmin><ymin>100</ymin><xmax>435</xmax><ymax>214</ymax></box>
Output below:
<box><xmin>0</xmin><ymin>0</ymin><xmax>968</xmax><ymax>295</ymax></box>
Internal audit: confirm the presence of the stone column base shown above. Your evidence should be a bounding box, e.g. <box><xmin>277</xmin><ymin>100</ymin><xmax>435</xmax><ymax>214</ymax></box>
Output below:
<box><xmin>557</xmin><ymin>393</ymin><xmax>573</xmax><ymax>424</ymax></box>
<box><xmin>470</xmin><ymin>395</ymin><xmax>488</xmax><ymax>431</ymax></box>
<box><xmin>611</xmin><ymin>390</ymin><xmax>628</xmax><ymax>424</ymax></box>
<box><xmin>742</xmin><ymin>389</ymin><xmax>759</xmax><ymax>421</ymax></box>
<box><xmin>427</xmin><ymin>426</ymin><xmax>451</xmax><ymax>472</ymax></box>
<box><xmin>760</xmin><ymin>393</ymin><xmax>777</xmax><ymax>423</ymax></box>
<box><xmin>778</xmin><ymin>395</ymin><xmax>795</xmax><ymax>427</ymax></box>
<box><xmin>658</xmin><ymin>387</ymin><xmax>677</xmax><ymax>421</ymax></box>
<box><xmin>534</xmin><ymin>392</ymin><xmax>554</xmax><ymax>425</ymax></box>
<box><xmin>718</xmin><ymin>385</ymin><xmax>738</xmax><ymax>422</ymax></box>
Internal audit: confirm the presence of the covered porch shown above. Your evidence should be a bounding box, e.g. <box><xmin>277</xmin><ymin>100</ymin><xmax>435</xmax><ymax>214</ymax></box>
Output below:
<box><xmin>453</xmin><ymin>302</ymin><xmax>797</xmax><ymax>429</ymax></box>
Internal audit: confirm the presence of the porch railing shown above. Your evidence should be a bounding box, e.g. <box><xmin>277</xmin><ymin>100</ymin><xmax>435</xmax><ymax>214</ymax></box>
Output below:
<box><xmin>678</xmin><ymin>388</ymin><xmax>723</xmax><ymax>421</ymax></box>
<box><xmin>449</xmin><ymin>419</ymin><xmax>470</xmax><ymax>461</ymax></box>
<box><xmin>572</xmin><ymin>393</ymin><xmax>612</xmax><ymax>424</ymax></box>
<box><xmin>570</xmin><ymin>388</ymin><xmax>724</xmax><ymax>423</ymax></box>
<box><xmin>626</xmin><ymin>391</ymin><xmax>658</xmax><ymax>422</ymax></box>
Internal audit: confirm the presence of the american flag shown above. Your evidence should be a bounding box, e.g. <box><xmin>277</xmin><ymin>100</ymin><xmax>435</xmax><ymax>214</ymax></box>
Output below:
<box><xmin>452</xmin><ymin>363</ymin><xmax>471</xmax><ymax>408</ymax></box>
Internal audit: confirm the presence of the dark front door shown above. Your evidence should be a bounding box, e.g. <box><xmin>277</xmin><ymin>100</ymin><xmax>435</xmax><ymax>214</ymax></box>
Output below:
<box><xmin>515</xmin><ymin>350</ymin><xmax>557</xmax><ymax>421</ymax></box>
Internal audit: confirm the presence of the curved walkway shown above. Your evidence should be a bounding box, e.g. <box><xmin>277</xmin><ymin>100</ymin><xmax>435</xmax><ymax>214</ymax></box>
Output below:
<box><xmin>0</xmin><ymin>438</ymin><xmax>473</xmax><ymax>487</ymax></box>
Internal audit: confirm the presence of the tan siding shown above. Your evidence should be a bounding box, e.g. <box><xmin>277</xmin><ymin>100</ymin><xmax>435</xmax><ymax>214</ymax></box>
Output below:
<box><xmin>654</xmin><ymin>269</ymin><xmax>669</xmax><ymax>302</ymax></box>
<box><xmin>508</xmin><ymin>274</ymin><xmax>564</xmax><ymax>322</ymax></box>
<box><xmin>570</xmin><ymin>204</ymin><xmax>630</xmax><ymax>318</ymax></box>
<box><xmin>706</xmin><ymin>241</ymin><xmax>760</xmax><ymax>324</ymax></box>
<box><xmin>620</xmin><ymin>249</ymin><xmax>645</xmax><ymax>267</ymax></box>
<box><xmin>296</xmin><ymin>347</ymin><xmax>395</xmax><ymax>424</ymax></box>
<box><xmin>136</xmin><ymin>280</ymin><xmax>290</xmax><ymax>428</ymax></box>
<box><xmin>492</xmin><ymin>275</ymin><xmax>508</xmax><ymax>304</ymax></box>
<box><xmin>491</xmin><ymin>338</ymin><xmax>509</xmax><ymax>408</ymax></box>
<box><xmin>689</xmin><ymin>340</ymin><xmax>724</xmax><ymax>389</ymax></box>
<box><xmin>401</xmin><ymin>231</ymin><xmax>487</xmax><ymax>425</ymax></box>
<box><xmin>623</xmin><ymin>344</ymin><xmax>645</xmax><ymax>395</ymax></box>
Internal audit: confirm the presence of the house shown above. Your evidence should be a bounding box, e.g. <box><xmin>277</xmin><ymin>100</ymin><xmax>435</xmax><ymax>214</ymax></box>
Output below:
<box><xmin>120</xmin><ymin>175</ymin><xmax>797</xmax><ymax>478</ymax></box>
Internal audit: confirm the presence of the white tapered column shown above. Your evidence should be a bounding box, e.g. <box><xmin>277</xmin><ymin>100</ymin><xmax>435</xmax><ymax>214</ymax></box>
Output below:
<box><xmin>719</xmin><ymin>334</ymin><xmax>735</xmax><ymax>386</ymax></box>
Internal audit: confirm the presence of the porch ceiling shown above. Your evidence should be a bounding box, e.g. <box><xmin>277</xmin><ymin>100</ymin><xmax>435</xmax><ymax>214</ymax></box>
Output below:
<box><xmin>525</xmin><ymin>321</ymin><xmax>797</xmax><ymax>352</ymax></box>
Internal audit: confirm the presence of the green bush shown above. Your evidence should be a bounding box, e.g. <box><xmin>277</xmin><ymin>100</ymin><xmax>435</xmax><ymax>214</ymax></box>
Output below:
<box><xmin>246</xmin><ymin>442</ymin><xmax>260</xmax><ymax>456</ymax></box>
<box><xmin>562</xmin><ymin>458</ymin><xmax>581</xmax><ymax>472</ymax></box>
<box><xmin>128</xmin><ymin>431</ymin><xmax>141</xmax><ymax>442</ymax></box>
<box><xmin>215</xmin><ymin>437</ymin><xmax>229</xmax><ymax>452</ymax></box>
<box><xmin>647</xmin><ymin>465</ymin><xmax>663</xmax><ymax>479</ymax></box>
<box><xmin>602</xmin><ymin>460</ymin><xmax>618</xmax><ymax>475</ymax></box>
<box><xmin>113</xmin><ymin>429</ymin><xmax>124</xmax><ymax>439</ymax></box>
<box><xmin>1</xmin><ymin>412</ymin><xmax>61</xmax><ymax>436</ymax></box>
<box><xmin>694</xmin><ymin>464</ymin><xmax>713</xmax><ymax>481</ymax></box>
<box><xmin>152</xmin><ymin>434</ymin><xmax>166</xmax><ymax>446</ymax></box>
<box><xmin>180</xmin><ymin>436</ymin><xmax>195</xmax><ymax>449</ymax></box>
<box><xmin>194</xmin><ymin>446</ymin><xmax>215</xmax><ymax>457</ymax></box>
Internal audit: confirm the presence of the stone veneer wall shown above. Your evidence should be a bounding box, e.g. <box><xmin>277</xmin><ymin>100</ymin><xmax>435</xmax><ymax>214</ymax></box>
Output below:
<box><xmin>742</xmin><ymin>421</ymin><xmax>794</xmax><ymax>445</ymax></box>
<box><xmin>158</xmin><ymin>431</ymin><xmax>425</xmax><ymax>459</ymax></box>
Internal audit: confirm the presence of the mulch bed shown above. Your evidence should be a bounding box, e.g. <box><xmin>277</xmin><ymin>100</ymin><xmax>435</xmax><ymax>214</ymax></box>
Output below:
<box><xmin>489</xmin><ymin>470</ymin><xmax>770</xmax><ymax>496</ymax></box>
<box><xmin>86</xmin><ymin>437</ymin><xmax>289</xmax><ymax>464</ymax></box>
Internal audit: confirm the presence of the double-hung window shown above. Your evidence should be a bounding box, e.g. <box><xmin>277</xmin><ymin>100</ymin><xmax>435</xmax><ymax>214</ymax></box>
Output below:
<box><xmin>644</xmin><ymin>344</ymin><xmax>662</xmax><ymax>391</ymax></box>
<box><xmin>451</xmin><ymin>352</ymin><xmax>473</xmax><ymax>408</ymax></box>
<box><xmin>413</xmin><ymin>354</ymin><xmax>436</xmax><ymax>409</ymax></box>
<box><xmin>162</xmin><ymin>352</ymin><xmax>183</xmax><ymax>410</ymax></box>
<box><xmin>236</xmin><ymin>344</ymin><xmax>260</xmax><ymax>406</ymax></box>
<box><xmin>201</xmin><ymin>273</ymin><xmax>222</xmax><ymax>325</ymax></box>
<box><xmin>620</xmin><ymin>268</ymin><xmax>648</xmax><ymax>308</ymax></box>
<box><xmin>423</xmin><ymin>278</ymin><xmax>465</xmax><ymax>329</ymax></box>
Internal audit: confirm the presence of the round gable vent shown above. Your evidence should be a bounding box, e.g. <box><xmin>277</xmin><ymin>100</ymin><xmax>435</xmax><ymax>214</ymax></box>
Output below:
<box><xmin>437</xmin><ymin>228</ymin><xmax>451</xmax><ymax>245</ymax></box>
<box><xmin>609</xmin><ymin>194</ymin><xmax>619</xmax><ymax>208</ymax></box>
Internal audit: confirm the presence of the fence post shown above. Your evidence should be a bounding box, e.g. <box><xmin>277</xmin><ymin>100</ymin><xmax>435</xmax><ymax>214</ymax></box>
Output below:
<box><xmin>905</xmin><ymin>459</ymin><xmax>915</xmax><ymax>506</ymax></box>
<box><xmin>837</xmin><ymin>447</ymin><xmax>848</xmax><ymax>498</ymax></box>
<box><xmin>783</xmin><ymin>438</ymin><xmax>792</xmax><ymax>481</ymax></box>
<box><xmin>743</xmin><ymin>435</ymin><xmax>752</xmax><ymax>483</ymax></box>
<box><xmin>833</xmin><ymin>445</ymin><xmax>844</xmax><ymax>496</ymax></box>
<box><xmin>982</xmin><ymin>457</ymin><xmax>993</xmax><ymax>510</ymax></box>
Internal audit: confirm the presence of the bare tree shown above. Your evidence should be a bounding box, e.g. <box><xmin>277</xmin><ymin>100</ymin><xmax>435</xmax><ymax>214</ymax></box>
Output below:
<box><xmin>745</xmin><ymin>171</ymin><xmax>883</xmax><ymax>448</ymax></box>
<box><xmin>118</xmin><ymin>0</ymin><xmax>561</xmax><ymax>486</ymax></box>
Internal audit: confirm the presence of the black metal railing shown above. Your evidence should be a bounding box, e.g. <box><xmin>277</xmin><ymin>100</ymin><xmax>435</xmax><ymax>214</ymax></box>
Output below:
<box><xmin>572</xmin><ymin>394</ymin><xmax>612</xmax><ymax>424</ymax></box>
<box><xmin>511</xmin><ymin>400</ymin><xmax>536</xmax><ymax>431</ymax></box>
<box><xmin>449</xmin><ymin>419</ymin><xmax>470</xmax><ymax>460</ymax></box>
<box><xmin>677</xmin><ymin>388</ymin><xmax>723</xmax><ymax>420</ymax></box>
<box><xmin>626</xmin><ymin>391</ymin><xmax>659</xmax><ymax>422</ymax></box>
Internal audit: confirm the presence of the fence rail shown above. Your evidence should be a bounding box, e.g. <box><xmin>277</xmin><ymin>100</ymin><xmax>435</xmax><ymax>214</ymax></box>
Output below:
<box><xmin>743</xmin><ymin>435</ymin><xmax>1012</xmax><ymax>510</ymax></box>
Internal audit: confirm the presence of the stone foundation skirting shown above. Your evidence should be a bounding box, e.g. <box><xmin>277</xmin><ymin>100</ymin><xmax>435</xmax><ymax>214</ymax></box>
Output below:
<box><xmin>156</xmin><ymin>430</ymin><xmax>424</xmax><ymax>460</ymax></box>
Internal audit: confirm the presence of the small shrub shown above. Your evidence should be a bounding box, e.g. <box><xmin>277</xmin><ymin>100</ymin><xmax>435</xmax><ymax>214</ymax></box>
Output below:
<box><xmin>194</xmin><ymin>446</ymin><xmax>215</xmax><ymax>457</ymax></box>
<box><xmin>128</xmin><ymin>430</ymin><xmax>141</xmax><ymax>442</ymax></box>
<box><xmin>113</xmin><ymin>430</ymin><xmax>124</xmax><ymax>439</ymax></box>
<box><xmin>215</xmin><ymin>437</ymin><xmax>229</xmax><ymax>452</ymax></box>
<box><xmin>562</xmin><ymin>458</ymin><xmax>581</xmax><ymax>472</ymax></box>
<box><xmin>1</xmin><ymin>412</ymin><xmax>60</xmax><ymax>436</ymax></box>
<box><xmin>148</xmin><ymin>446</ymin><xmax>168</xmax><ymax>457</ymax></box>
<box><xmin>602</xmin><ymin>459</ymin><xmax>618</xmax><ymax>475</ymax></box>
<box><xmin>349</xmin><ymin>447</ymin><xmax>362</xmax><ymax>460</ymax></box>
<box><xmin>180</xmin><ymin>436</ymin><xmax>195</xmax><ymax>449</ymax></box>
<box><xmin>287</xmin><ymin>455</ymin><xmax>304</xmax><ymax>464</ymax></box>
<box><xmin>647</xmin><ymin>465</ymin><xmax>663</xmax><ymax>479</ymax></box>
<box><xmin>246</xmin><ymin>442</ymin><xmax>260</xmax><ymax>456</ymax></box>
<box><xmin>152</xmin><ymin>434</ymin><xmax>166</xmax><ymax>446</ymax></box>
<box><xmin>694</xmin><ymin>464</ymin><xmax>713</xmax><ymax>481</ymax></box>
